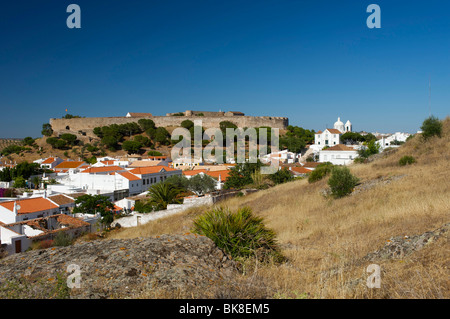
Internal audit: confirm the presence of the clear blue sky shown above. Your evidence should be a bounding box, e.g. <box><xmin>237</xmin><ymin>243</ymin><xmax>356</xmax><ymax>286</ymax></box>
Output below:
<box><xmin>0</xmin><ymin>0</ymin><xmax>449</xmax><ymax>138</ymax></box>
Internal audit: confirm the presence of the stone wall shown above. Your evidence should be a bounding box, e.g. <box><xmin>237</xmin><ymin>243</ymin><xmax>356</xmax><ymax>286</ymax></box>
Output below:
<box><xmin>50</xmin><ymin>115</ymin><xmax>289</xmax><ymax>137</ymax></box>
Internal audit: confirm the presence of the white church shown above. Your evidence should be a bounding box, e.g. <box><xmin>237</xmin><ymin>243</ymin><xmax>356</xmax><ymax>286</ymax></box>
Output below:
<box><xmin>310</xmin><ymin>117</ymin><xmax>352</xmax><ymax>152</ymax></box>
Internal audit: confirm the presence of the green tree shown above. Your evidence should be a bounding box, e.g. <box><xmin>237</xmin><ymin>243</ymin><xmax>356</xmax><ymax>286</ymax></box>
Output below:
<box><xmin>188</xmin><ymin>174</ymin><xmax>217</xmax><ymax>195</ymax></box>
<box><xmin>22</xmin><ymin>137</ymin><xmax>35</xmax><ymax>146</ymax></box>
<box><xmin>101</xmin><ymin>135</ymin><xmax>120</xmax><ymax>151</ymax></box>
<box><xmin>358</xmin><ymin>140</ymin><xmax>380</xmax><ymax>159</ymax></box>
<box><xmin>60</xmin><ymin>133</ymin><xmax>78</xmax><ymax>146</ymax></box>
<box><xmin>41</xmin><ymin>123</ymin><xmax>53</xmax><ymax>136</ymax></box>
<box><xmin>421</xmin><ymin>115</ymin><xmax>443</xmax><ymax>139</ymax></box>
<box><xmin>181</xmin><ymin>119</ymin><xmax>194</xmax><ymax>130</ymax></box>
<box><xmin>224</xmin><ymin>161</ymin><xmax>263</xmax><ymax>189</ymax></box>
<box><xmin>154</xmin><ymin>127</ymin><xmax>171</xmax><ymax>145</ymax></box>
<box><xmin>31</xmin><ymin>176</ymin><xmax>41</xmax><ymax>189</ymax></box>
<box><xmin>165</xmin><ymin>175</ymin><xmax>189</xmax><ymax>191</ymax></box>
<box><xmin>73</xmin><ymin>194</ymin><xmax>115</xmax><ymax>226</ymax></box>
<box><xmin>280</xmin><ymin>136</ymin><xmax>306</xmax><ymax>153</ymax></box>
<box><xmin>327</xmin><ymin>166</ymin><xmax>359</xmax><ymax>198</ymax></box>
<box><xmin>122</xmin><ymin>140</ymin><xmax>143</xmax><ymax>154</ymax></box>
<box><xmin>138</xmin><ymin>119</ymin><xmax>156</xmax><ymax>131</ymax></box>
<box><xmin>134</xmin><ymin>135</ymin><xmax>152</xmax><ymax>147</ymax></box>
<box><xmin>147</xmin><ymin>181</ymin><xmax>183</xmax><ymax>210</ymax></box>
<box><xmin>13</xmin><ymin>176</ymin><xmax>27</xmax><ymax>188</ymax></box>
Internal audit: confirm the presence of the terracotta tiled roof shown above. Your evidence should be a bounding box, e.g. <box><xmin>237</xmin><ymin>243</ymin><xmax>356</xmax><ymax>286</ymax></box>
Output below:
<box><xmin>205</xmin><ymin>170</ymin><xmax>230</xmax><ymax>181</ymax></box>
<box><xmin>129</xmin><ymin>160</ymin><xmax>164</xmax><ymax>168</ymax></box>
<box><xmin>290</xmin><ymin>167</ymin><xmax>311</xmax><ymax>174</ymax></box>
<box><xmin>302</xmin><ymin>162</ymin><xmax>322</xmax><ymax>168</ymax></box>
<box><xmin>127</xmin><ymin>112</ymin><xmax>153</xmax><ymax>117</ymax></box>
<box><xmin>81</xmin><ymin>166</ymin><xmax>124</xmax><ymax>174</ymax></box>
<box><xmin>48</xmin><ymin>194</ymin><xmax>75</xmax><ymax>206</ymax></box>
<box><xmin>41</xmin><ymin>157</ymin><xmax>56</xmax><ymax>164</ymax></box>
<box><xmin>129</xmin><ymin>166</ymin><xmax>178</xmax><ymax>175</ymax></box>
<box><xmin>326</xmin><ymin>128</ymin><xmax>342</xmax><ymax>134</ymax></box>
<box><xmin>321</xmin><ymin>144</ymin><xmax>356</xmax><ymax>151</ymax></box>
<box><xmin>117</xmin><ymin>171</ymin><xmax>141</xmax><ymax>181</ymax></box>
<box><xmin>182</xmin><ymin>169</ymin><xmax>207</xmax><ymax>176</ymax></box>
<box><xmin>54</xmin><ymin>161</ymin><xmax>85</xmax><ymax>169</ymax></box>
<box><xmin>56</xmin><ymin>214</ymin><xmax>90</xmax><ymax>228</ymax></box>
<box><xmin>101</xmin><ymin>160</ymin><xmax>116</xmax><ymax>165</ymax></box>
<box><xmin>0</xmin><ymin>198</ymin><xmax>59</xmax><ymax>215</ymax></box>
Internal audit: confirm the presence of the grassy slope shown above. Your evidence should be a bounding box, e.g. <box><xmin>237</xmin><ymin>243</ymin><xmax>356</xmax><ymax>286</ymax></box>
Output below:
<box><xmin>110</xmin><ymin>117</ymin><xmax>450</xmax><ymax>298</ymax></box>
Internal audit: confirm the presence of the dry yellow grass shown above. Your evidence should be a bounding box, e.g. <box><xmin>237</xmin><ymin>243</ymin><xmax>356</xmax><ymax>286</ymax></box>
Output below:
<box><xmin>109</xmin><ymin>117</ymin><xmax>450</xmax><ymax>299</ymax></box>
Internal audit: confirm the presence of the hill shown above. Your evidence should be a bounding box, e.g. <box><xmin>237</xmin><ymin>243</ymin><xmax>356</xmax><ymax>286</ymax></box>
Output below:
<box><xmin>0</xmin><ymin>118</ymin><xmax>448</xmax><ymax>299</ymax></box>
<box><xmin>109</xmin><ymin>117</ymin><xmax>450</xmax><ymax>298</ymax></box>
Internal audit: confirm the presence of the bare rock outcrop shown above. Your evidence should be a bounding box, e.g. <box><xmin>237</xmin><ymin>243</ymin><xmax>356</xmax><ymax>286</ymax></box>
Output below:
<box><xmin>0</xmin><ymin>234</ymin><xmax>237</xmax><ymax>299</ymax></box>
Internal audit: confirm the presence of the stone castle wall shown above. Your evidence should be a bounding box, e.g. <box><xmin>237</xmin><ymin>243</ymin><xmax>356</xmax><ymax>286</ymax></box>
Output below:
<box><xmin>50</xmin><ymin>115</ymin><xmax>289</xmax><ymax>137</ymax></box>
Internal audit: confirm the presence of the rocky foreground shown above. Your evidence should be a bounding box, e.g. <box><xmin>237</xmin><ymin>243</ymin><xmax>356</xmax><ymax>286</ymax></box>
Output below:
<box><xmin>0</xmin><ymin>234</ymin><xmax>238</xmax><ymax>299</ymax></box>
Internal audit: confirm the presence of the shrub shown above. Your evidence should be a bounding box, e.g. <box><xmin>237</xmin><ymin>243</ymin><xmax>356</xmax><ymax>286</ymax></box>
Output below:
<box><xmin>147</xmin><ymin>150</ymin><xmax>163</xmax><ymax>156</ymax></box>
<box><xmin>308</xmin><ymin>162</ymin><xmax>334</xmax><ymax>183</ymax></box>
<box><xmin>268</xmin><ymin>168</ymin><xmax>293</xmax><ymax>185</ymax></box>
<box><xmin>399</xmin><ymin>155</ymin><xmax>416</xmax><ymax>166</ymax></box>
<box><xmin>192</xmin><ymin>206</ymin><xmax>284</xmax><ymax>263</ymax></box>
<box><xmin>420</xmin><ymin>116</ymin><xmax>442</xmax><ymax>140</ymax></box>
<box><xmin>53</xmin><ymin>231</ymin><xmax>73</xmax><ymax>247</ymax></box>
<box><xmin>327</xmin><ymin>166</ymin><xmax>359</xmax><ymax>198</ymax></box>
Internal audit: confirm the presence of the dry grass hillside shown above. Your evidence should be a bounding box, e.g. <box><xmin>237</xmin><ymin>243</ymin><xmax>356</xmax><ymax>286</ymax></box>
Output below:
<box><xmin>109</xmin><ymin>117</ymin><xmax>450</xmax><ymax>299</ymax></box>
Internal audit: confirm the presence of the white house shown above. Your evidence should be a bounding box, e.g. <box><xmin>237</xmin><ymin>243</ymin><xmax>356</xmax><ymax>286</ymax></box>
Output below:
<box><xmin>260</xmin><ymin>150</ymin><xmax>297</xmax><ymax>164</ymax></box>
<box><xmin>39</xmin><ymin>157</ymin><xmax>64</xmax><ymax>170</ymax></box>
<box><xmin>128</xmin><ymin>166</ymin><xmax>182</xmax><ymax>192</ymax></box>
<box><xmin>319</xmin><ymin>144</ymin><xmax>359</xmax><ymax>165</ymax></box>
<box><xmin>0</xmin><ymin>197</ymin><xmax>64</xmax><ymax>224</ymax></box>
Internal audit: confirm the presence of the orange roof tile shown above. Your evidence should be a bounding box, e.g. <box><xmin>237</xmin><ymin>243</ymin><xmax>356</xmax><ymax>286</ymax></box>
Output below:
<box><xmin>129</xmin><ymin>166</ymin><xmax>178</xmax><ymax>175</ymax></box>
<box><xmin>205</xmin><ymin>170</ymin><xmax>230</xmax><ymax>181</ymax></box>
<box><xmin>0</xmin><ymin>198</ymin><xmax>59</xmax><ymax>215</ymax></box>
<box><xmin>127</xmin><ymin>112</ymin><xmax>153</xmax><ymax>117</ymax></box>
<box><xmin>101</xmin><ymin>160</ymin><xmax>116</xmax><ymax>165</ymax></box>
<box><xmin>41</xmin><ymin>157</ymin><xmax>56</xmax><ymax>164</ymax></box>
<box><xmin>290</xmin><ymin>167</ymin><xmax>311</xmax><ymax>174</ymax></box>
<box><xmin>81</xmin><ymin>166</ymin><xmax>124</xmax><ymax>174</ymax></box>
<box><xmin>48</xmin><ymin>194</ymin><xmax>75</xmax><ymax>206</ymax></box>
<box><xmin>54</xmin><ymin>161</ymin><xmax>85</xmax><ymax>169</ymax></box>
<box><xmin>321</xmin><ymin>144</ymin><xmax>356</xmax><ymax>151</ymax></box>
<box><xmin>182</xmin><ymin>169</ymin><xmax>207</xmax><ymax>176</ymax></box>
<box><xmin>117</xmin><ymin>171</ymin><xmax>141</xmax><ymax>181</ymax></box>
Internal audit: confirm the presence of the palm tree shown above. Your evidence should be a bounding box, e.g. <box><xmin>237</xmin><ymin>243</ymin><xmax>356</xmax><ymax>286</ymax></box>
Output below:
<box><xmin>147</xmin><ymin>181</ymin><xmax>183</xmax><ymax>211</ymax></box>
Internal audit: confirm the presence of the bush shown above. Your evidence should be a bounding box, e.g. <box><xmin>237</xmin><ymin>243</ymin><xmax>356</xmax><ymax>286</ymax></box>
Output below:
<box><xmin>399</xmin><ymin>155</ymin><xmax>416</xmax><ymax>166</ymax></box>
<box><xmin>308</xmin><ymin>162</ymin><xmax>334</xmax><ymax>183</ymax></box>
<box><xmin>327</xmin><ymin>166</ymin><xmax>359</xmax><ymax>198</ymax></box>
<box><xmin>192</xmin><ymin>206</ymin><xmax>284</xmax><ymax>263</ymax></box>
<box><xmin>268</xmin><ymin>168</ymin><xmax>293</xmax><ymax>185</ymax></box>
<box><xmin>147</xmin><ymin>150</ymin><xmax>163</xmax><ymax>156</ymax></box>
<box><xmin>420</xmin><ymin>116</ymin><xmax>442</xmax><ymax>140</ymax></box>
<box><xmin>53</xmin><ymin>231</ymin><xmax>73</xmax><ymax>247</ymax></box>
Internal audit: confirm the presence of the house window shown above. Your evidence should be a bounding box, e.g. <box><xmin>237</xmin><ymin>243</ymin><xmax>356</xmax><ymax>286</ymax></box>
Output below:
<box><xmin>325</xmin><ymin>140</ymin><xmax>329</xmax><ymax>145</ymax></box>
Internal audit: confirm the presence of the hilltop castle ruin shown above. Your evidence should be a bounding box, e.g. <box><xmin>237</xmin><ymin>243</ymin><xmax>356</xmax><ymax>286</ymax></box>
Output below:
<box><xmin>49</xmin><ymin>110</ymin><xmax>289</xmax><ymax>138</ymax></box>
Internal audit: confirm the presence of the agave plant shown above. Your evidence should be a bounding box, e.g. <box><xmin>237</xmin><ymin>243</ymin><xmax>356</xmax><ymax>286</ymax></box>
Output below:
<box><xmin>192</xmin><ymin>206</ymin><xmax>284</xmax><ymax>263</ymax></box>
